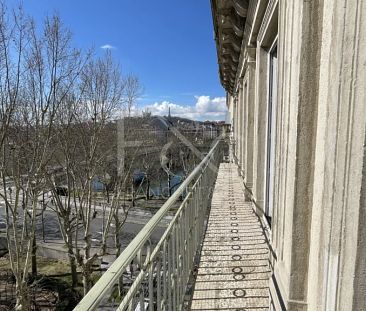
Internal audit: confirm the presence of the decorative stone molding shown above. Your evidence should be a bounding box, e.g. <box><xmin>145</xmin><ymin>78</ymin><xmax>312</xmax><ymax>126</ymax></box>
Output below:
<box><xmin>211</xmin><ymin>0</ymin><xmax>249</xmax><ymax>93</ymax></box>
<box><xmin>249</xmin><ymin>0</ymin><xmax>270</xmax><ymax>45</ymax></box>
<box><xmin>257</xmin><ymin>0</ymin><xmax>278</xmax><ymax>46</ymax></box>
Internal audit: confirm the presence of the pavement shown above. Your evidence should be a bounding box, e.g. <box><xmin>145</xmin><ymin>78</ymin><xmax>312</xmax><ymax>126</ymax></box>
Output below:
<box><xmin>0</xmin><ymin>199</ymin><xmax>171</xmax><ymax>268</ymax></box>
<box><xmin>190</xmin><ymin>163</ymin><xmax>270</xmax><ymax>310</ymax></box>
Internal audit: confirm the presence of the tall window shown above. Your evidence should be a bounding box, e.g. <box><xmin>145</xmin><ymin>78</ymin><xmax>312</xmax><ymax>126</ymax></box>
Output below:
<box><xmin>265</xmin><ymin>42</ymin><xmax>277</xmax><ymax>227</ymax></box>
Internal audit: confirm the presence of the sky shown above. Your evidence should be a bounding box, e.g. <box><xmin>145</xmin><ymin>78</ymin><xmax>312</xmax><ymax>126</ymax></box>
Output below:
<box><xmin>9</xmin><ymin>0</ymin><xmax>227</xmax><ymax>121</ymax></box>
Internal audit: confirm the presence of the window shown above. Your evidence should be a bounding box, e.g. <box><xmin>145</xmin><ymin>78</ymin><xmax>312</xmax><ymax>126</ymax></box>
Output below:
<box><xmin>265</xmin><ymin>42</ymin><xmax>278</xmax><ymax>227</ymax></box>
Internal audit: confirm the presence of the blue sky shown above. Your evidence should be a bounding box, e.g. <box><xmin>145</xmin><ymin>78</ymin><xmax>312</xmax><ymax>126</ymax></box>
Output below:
<box><xmin>11</xmin><ymin>0</ymin><xmax>227</xmax><ymax>120</ymax></box>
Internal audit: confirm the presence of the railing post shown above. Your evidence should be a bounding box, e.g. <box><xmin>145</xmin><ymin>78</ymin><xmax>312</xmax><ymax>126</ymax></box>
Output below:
<box><xmin>171</xmin><ymin>226</ymin><xmax>177</xmax><ymax>311</ymax></box>
<box><xmin>148</xmin><ymin>260</ymin><xmax>153</xmax><ymax>311</ymax></box>
<box><xmin>167</xmin><ymin>236</ymin><xmax>172</xmax><ymax>311</ymax></box>
<box><xmin>156</xmin><ymin>257</ymin><xmax>162</xmax><ymax>311</ymax></box>
<box><xmin>162</xmin><ymin>239</ymin><xmax>167</xmax><ymax>310</ymax></box>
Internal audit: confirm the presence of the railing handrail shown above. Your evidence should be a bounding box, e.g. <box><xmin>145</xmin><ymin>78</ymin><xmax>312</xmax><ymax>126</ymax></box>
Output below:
<box><xmin>75</xmin><ymin>137</ymin><xmax>222</xmax><ymax>310</ymax></box>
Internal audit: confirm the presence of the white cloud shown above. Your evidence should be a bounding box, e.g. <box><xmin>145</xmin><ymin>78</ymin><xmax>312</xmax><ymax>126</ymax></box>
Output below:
<box><xmin>142</xmin><ymin>95</ymin><xmax>227</xmax><ymax>121</ymax></box>
<box><xmin>100</xmin><ymin>44</ymin><xmax>116</xmax><ymax>50</ymax></box>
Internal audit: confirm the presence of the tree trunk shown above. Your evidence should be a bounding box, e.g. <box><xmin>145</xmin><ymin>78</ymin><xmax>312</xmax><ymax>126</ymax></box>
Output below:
<box><xmin>115</xmin><ymin>229</ymin><xmax>123</xmax><ymax>296</ymax></box>
<box><xmin>82</xmin><ymin>266</ymin><xmax>92</xmax><ymax>296</ymax></box>
<box><xmin>41</xmin><ymin>209</ymin><xmax>45</xmax><ymax>242</ymax></box>
<box><xmin>106</xmin><ymin>187</ymin><xmax>110</xmax><ymax>203</ymax></box>
<box><xmin>42</xmin><ymin>192</ymin><xmax>45</xmax><ymax>242</ymax></box>
<box><xmin>159</xmin><ymin>177</ymin><xmax>162</xmax><ymax>197</ymax></box>
<box><xmin>168</xmin><ymin>173</ymin><xmax>171</xmax><ymax>197</ymax></box>
<box><xmin>145</xmin><ymin>179</ymin><xmax>150</xmax><ymax>201</ymax></box>
<box><xmin>66</xmin><ymin>237</ymin><xmax>78</xmax><ymax>287</ymax></box>
<box><xmin>69</xmin><ymin>252</ymin><xmax>78</xmax><ymax>288</ymax></box>
<box><xmin>15</xmin><ymin>283</ymin><xmax>30</xmax><ymax>311</ymax></box>
<box><xmin>31</xmin><ymin>232</ymin><xmax>37</xmax><ymax>277</ymax></box>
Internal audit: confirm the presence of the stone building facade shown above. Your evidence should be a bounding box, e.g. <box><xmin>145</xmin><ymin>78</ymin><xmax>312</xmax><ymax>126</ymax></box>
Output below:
<box><xmin>211</xmin><ymin>0</ymin><xmax>366</xmax><ymax>310</ymax></box>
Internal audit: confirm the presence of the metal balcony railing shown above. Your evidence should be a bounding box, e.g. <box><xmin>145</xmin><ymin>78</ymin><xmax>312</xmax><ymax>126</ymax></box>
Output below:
<box><xmin>74</xmin><ymin>138</ymin><xmax>223</xmax><ymax>311</ymax></box>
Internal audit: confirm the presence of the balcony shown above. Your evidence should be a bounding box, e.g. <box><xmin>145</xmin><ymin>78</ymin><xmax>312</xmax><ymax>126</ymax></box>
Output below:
<box><xmin>74</xmin><ymin>138</ymin><xmax>270</xmax><ymax>310</ymax></box>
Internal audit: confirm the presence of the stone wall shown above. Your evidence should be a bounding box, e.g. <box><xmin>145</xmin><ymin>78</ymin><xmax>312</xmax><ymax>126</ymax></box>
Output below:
<box><xmin>213</xmin><ymin>0</ymin><xmax>366</xmax><ymax>309</ymax></box>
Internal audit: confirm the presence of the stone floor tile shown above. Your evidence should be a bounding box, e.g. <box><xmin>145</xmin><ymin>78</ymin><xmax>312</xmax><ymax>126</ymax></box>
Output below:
<box><xmin>190</xmin><ymin>163</ymin><xmax>270</xmax><ymax>310</ymax></box>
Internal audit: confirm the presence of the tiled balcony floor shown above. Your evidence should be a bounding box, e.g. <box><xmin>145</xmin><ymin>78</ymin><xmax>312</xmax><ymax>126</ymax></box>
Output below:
<box><xmin>190</xmin><ymin>163</ymin><xmax>270</xmax><ymax>310</ymax></box>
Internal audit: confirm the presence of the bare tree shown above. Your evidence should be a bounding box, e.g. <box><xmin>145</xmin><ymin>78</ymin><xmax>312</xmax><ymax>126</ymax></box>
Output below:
<box><xmin>0</xmin><ymin>6</ymin><xmax>87</xmax><ymax>308</ymax></box>
<box><xmin>24</xmin><ymin>12</ymin><xmax>86</xmax><ymax>279</ymax></box>
<box><xmin>0</xmin><ymin>3</ymin><xmax>145</xmax><ymax>304</ymax></box>
<box><xmin>48</xmin><ymin>94</ymin><xmax>83</xmax><ymax>289</ymax></box>
<box><xmin>65</xmin><ymin>51</ymin><xmax>125</xmax><ymax>295</ymax></box>
<box><xmin>0</xmin><ymin>4</ymin><xmax>31</xmax><ymax>309</ymax></box>
<box><xmin>123</xmin><ymin>74</ymin><xmax>143</xmax><ymax>117</ymax></box>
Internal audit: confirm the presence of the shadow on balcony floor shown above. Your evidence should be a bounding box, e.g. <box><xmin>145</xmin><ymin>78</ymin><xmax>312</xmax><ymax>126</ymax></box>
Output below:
<box><xmin>189</xmin><ymin>163</ymin><xmax>270</xmax><ymax>310</ymax></box>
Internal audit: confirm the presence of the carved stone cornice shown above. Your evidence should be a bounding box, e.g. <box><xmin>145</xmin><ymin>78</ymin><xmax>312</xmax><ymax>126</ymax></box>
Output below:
<box><xmin>234</xmin><ymin>0</ymin><xmax>258</xmax><ymax>91</ymax></box>
<box><xmin>211</xmin><ymin>0</ymin><xmax>249</xmax><ymax>94</ymax></box>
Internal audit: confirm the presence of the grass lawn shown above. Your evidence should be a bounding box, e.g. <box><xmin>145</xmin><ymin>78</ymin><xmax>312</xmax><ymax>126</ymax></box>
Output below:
<box><xmin>0</xmin><ymin>255</ymin><xmax>69</xmax><ymax>276</ymax></box>
<box><xmin>0</xmin><ymin>255</ymin><xmax>103</xmax><ymax>294</ymax></box>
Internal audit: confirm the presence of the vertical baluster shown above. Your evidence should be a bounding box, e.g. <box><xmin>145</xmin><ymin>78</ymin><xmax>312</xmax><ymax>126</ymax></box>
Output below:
<box><xmin>194</xmin><ymin>182</ymin><xmax>199</xmax><ymax>250</ymax></box>
<box><xmin>167</xmin><ymin>236</ymin><xmax>172</xmax><ymax>311</ymax></box>
<box><xmin>203</xmin><ymin>170</ymin><xmax>207</xmax><ymax>227</ymax></box>
<box><xmin>175</xmin><ymin>215</ymin><xmax>181</xmax><ymax>307</ymax></box>
<box><xmin>188</xmin><ymin>194</ymin><xmax>193</xmax><ymax>271</ymax></box>
<box><xmin>157</xmin><ymin>256</ymin><xmax>162</xmax><ymax>311</ymax></box>
<box><xmin>186</xmin><ymin>199</ymin><xmax>191</xmax><ymax>280</ymax></box>
<box><xmin>192</xmin><ymin>183</ymin><xmax>196</xmax><ymax>253</ymax></box>
<box><xmin>179</xmin><ymin>213</ymin><xmax>184</xmax><ymax>306</ymax></box>
<box><xmin>190</xmin><ymin>187</ymin><xmax>194</xmax><ymax>261</ymax></box>
<box><xmin>194</xmin><ymin>184</ymin><xmax>198</xmax><ymax>258</ymax></box>
<box><xmin>198</xmin><ymin>177</ymin><xmax>203</xmax><ymax>239</ymax></box>
<box><xmin>173</xmin><ymin>223</ymin><xmax>178</xmax><ymax>309</ymax></box>
<box><xmin>138</xmin><ymin>251</ymin><xmax>144</xmax><ymax>310</ymax></box>
<box><xmin>199</xmin><ymin>177</ymin><xmax>202</xmax><ymax>228</ymax></box>
<box><xmin>199</xmin><ymin>176</ymin><xmax>203</xmax><ymax>234</ymax></box>
<box><xmin>148</xmin><ymin>261</ymin><xmax>154</xmax><ymax>311</ymax></box>
<box><xmin>171</xmin><ymin>226</ymin><xmax>176</xmax><ymax>311</ymax></box>
<box><xmin>194</xmin><ymin>185</ymin><xmax>198</xmax><ymax>263</ymax></box>
<box><xmin>188</xmin><ymin>192</ymin><xmax>194</xmax><ymax>272</ymax></box>
<box><xmin>180</xmin><ymin>208</ymin><xmax>184</xmax><ymax>287</ymax></box>
<box><xmin>182</xmin><ymin>204</ymin><xmax>188</xmax><ymax>287</ymax></box>
<box><xmin>199</xmin><ymin>177</ymin><xmax>202</xmax><ymax>242</ymax></box>
<box><xmin>182</xmin><ymin>210</ymin><xmax>187</xmax><ymax>309</ymax></box>
<box><xmin>197</xmin><ymin>200</ymin><xmax>201</xmax><ymax>249</ymax></box>
<box><xmin>163</xmin><ymin>240</ymin><xmax>167</xmax><ymax>310</ymax></box>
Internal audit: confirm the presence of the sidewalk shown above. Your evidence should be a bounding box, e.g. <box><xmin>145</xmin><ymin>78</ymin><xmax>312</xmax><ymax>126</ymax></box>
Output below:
<box><xmin>190</xmin><ymin>163</ymin><xmax>270</xmax><ymax>310</ymax></box>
